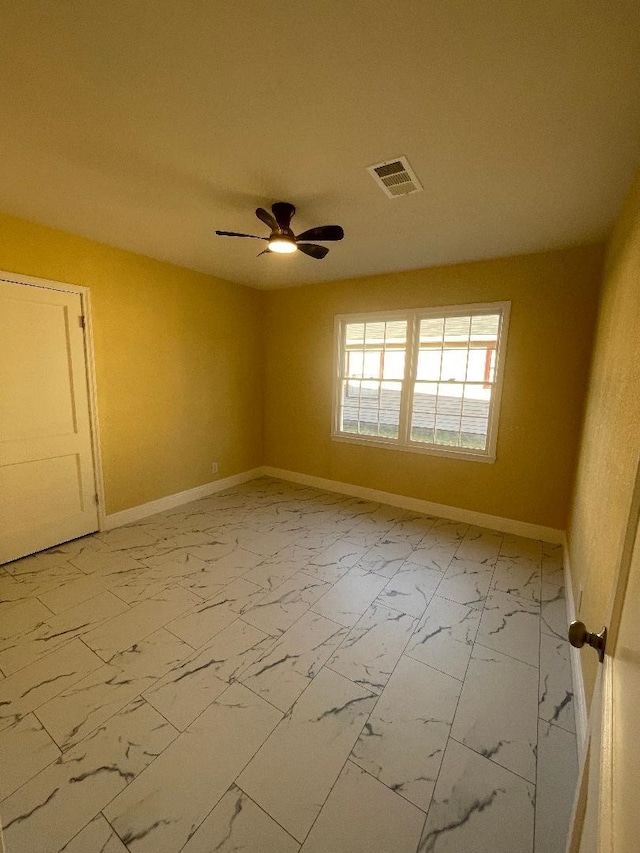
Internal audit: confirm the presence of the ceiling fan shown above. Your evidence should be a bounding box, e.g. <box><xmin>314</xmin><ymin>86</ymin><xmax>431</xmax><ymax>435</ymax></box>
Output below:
<box><xmin>215</xmin><ymin>202</ymin><xmax>344</xmax><ymax>259</ymax></box>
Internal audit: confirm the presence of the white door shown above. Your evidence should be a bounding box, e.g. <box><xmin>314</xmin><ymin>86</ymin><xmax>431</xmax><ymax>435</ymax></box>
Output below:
<box><xmin>0</xmin><ymin>279</ymin><xmax>99</xmax><ymax>564</ymax></box>
<box><xmin>568</xmin><ymin>460</ymin><xmax>640</xmax><ymax>852</ymax></box>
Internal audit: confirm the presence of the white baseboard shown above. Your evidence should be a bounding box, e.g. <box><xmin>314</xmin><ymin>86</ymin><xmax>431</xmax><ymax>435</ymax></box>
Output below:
<box><xmin>261</xmin><ymin>466</ymin><xmax>565</xmax><ymax>543</ymax></box>
<box><xmin>563</xmin><ymin>537</ymin><xmax>588</xmax><ymax>761</ymax></box>
<box><xmin>102</xmin><ymin>468</ymin><xmax>263</xmax><ymax>530</ymax></box>
<box><xmin>103</xmin><ymin>463</ymin><xmax>565</xmax><ymax>542</ymax></box>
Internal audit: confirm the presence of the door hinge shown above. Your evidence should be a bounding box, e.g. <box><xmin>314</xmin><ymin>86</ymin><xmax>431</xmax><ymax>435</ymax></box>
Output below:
<box><xmin>94</xmin><ymin>493</ymin><xmax>100</xmax><ymax>506</ymax></box>
<box><xmin>79</xmin><ymin>315</ymin><xmax>86</xmax><ymax>329</ymax></box>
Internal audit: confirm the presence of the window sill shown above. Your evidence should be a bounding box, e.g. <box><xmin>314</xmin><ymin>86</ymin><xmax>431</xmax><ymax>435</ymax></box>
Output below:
<box><xmin>330</xmin><ymin>433</ymin><xmax>496</xmax><ymax>464</ymax></box>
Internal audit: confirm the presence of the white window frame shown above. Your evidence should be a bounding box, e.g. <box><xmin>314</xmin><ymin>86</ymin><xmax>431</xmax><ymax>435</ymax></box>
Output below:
<box><xmin>332</xmin><ymin>301</ymin><xmax>511</xmax><ymax>463</ymax></box>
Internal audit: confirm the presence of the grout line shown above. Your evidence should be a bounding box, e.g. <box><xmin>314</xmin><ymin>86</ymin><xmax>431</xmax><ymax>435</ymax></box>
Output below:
<box><xmin>229</xmin><ymin>785</ymin><xmax>303</xmax><ymax>849</ymax></box>
<box><xmin>448</xmin><ymin>733</ymin><xmax>536</xmax><ymax>787</ymax></box>
<box><xmin>473</xmin><ymin>641</ymin><xmax>540</xmax><ymax>670</ymax></box>
<box><xmin>347</xmin><ymin>756</ymin><xmax>431</xmax><ymax>815</ymax></box>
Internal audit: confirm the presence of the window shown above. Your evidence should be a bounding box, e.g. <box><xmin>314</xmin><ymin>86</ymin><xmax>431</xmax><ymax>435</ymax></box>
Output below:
<box><xmin>333</xmin><ymin>302</ymin><xmax>510</xmax><ymax>461</ymax></box>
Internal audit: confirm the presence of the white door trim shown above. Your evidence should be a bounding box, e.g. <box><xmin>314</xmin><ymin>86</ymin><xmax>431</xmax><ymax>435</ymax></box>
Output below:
<box><xmin>0</xmin><ymin>268</ymin><xmax>106</xmax><ymax>531</ymax></box>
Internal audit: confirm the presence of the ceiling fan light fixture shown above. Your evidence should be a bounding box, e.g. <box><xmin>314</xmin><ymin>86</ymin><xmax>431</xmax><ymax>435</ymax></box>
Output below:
<box><xmin>268</xmin><ymin>236</ymin><xmax>297</xmax><ymax>254</ymax></box>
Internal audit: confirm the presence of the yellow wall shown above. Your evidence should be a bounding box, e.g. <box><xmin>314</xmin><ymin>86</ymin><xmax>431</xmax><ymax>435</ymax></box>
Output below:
<box><xmin>567</xmin><ymin>169</ymin><xmax>640</xmax><ymax>703</ymax></box>
<box><xmin>0</xmin><ymin>209</ymin><xmax>608</xmax><ymax>537</ymax></box>
<box><xmin>0</xmin><ymin>212</ymin><xmax>263</xmax><ymax>514</ymax></box>
<box><xmin>263</xmin><ymin>245</ymin><xmax>604</xmax><ymax>530</ymax></box>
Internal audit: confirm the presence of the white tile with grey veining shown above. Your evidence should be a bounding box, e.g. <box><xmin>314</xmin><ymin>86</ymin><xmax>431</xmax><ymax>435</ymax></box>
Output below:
<box><xmin>541</xmin><ymin>582</ymin><xmax>568</xmax><ymax>639</ymax></box>
<box><xmin>0</xmin><ymin>597</ymin><xmax>52</xmax><ymax>641</ymax></box>
<box><xmin>311</xmin><ymin>566</ymin><xmax>389</xmax><ymax>626</ymax></box>
<box><xmin>410</xmin><ymin>519</ymin><xmax>468</xmax><ymax>571</ymax></box>
<box><xmin>491</xmin><ymin>555</ymin><xmax>541</xmax><ymax>602</ymax></box>
<box><xmin>302</xmin><ymin>540</ymin><xmax>367</xmax><ymax>583</ymax></box>
<box><xmin>237</xmin><ymin>667</ymin><xmax>376</xmax><ymax>842</ymax></box>
<box><xmin>110</xmin><ymin>574</ymin><xmax>184</xmax><ymax>606</ymax></box>
<box><xmin>143</xmin><ymin>619</ymin><xmax>272</xmax><ymax>729</ymax></box>
<box><xmin>535</xmin><ymin>720</ymin><xmax>578</xmax><ymax>853</ymax></box>
<box><xmin>0</xmin><ymin>713</ymin><xmax>60</xmax><ymax>799</ymax></box>
<box><xmin>3</xmin><ymin>539</ymin><xmax>101</xmax><ymax>576</ymax></box>
<box><xmin>241</xmin><ymin>572</ymin><xmax>329</xmax><ymax>636</ymax></box>
<box><xmin>327</xmin><ymin>602</ymin><xmax>416</xmax><ymax>693</ymax></box>
<box><xmin>242</xmin><ymin>544</ymin><xmax>315</xmax><ymax>591</ymax></box>
<box><xmin>3</xmin><ymin>562</ymin><xmax>85</xmax><ymax>600</ymax></box>
<box><xmin>376</xmin><ymin>561</ymin><xmax>441</xmax><ymax>617</ymax></box>
<box><xmin>340</xmin><ymin>510</ymin><xmax>400</xmax><ymax>547</ymax></box>
<box><xmin>180</xmin><ymin>784</ymin><xmax>300</xmax><ymax>853</ymax></box>
<box><xmin>0</xmin><ymin>591</ymin><xmax>129</xmax><ymax>674</ymax></box>
<box><xmin>406</xmin><ymin>595</ymin><xmax>481</xmax><ymax>680</ymax></box>
<box><xmin>36</xmin><ymin>629</ymin><xmax>191</xmax><ymax>750</ymax></box>
<box><xmin>60</xmin><ymin>814</ymin><xmax>129</xmax><ymax>853</ymax></box>
<box><xmin>67</xmin><ymin>548</ymin><xmax>147</xmax><ymax>578</ymax></box>
<box><xmin>476</xmin><ymin>590</ymin><xmax>540</xmax><ymax>667</ymax></box>
<box><xmin>236</xmin><ymin>528</ymin><xmax>303</xmax><ymax>557</ymax></box>
<box><xmin>351</xmin><ymin>656</ymin><xmax>461</xmax><ymax>811</ymax></box>
<box><xmin>300</xmin><ymin>760</ymin><xmax>424</xmax><ymax>853</ymax></box>
<box><xmin>542</xmin><ymin>541</ymin><xmax>565</xmax><ymax>592</ymax></box>
<box><xmin>333</xmin><ymin>498</ymin><xmax>379</xmax><ymax>520</ymax></box>
<box><xmin>240</xmin><ymin>611</ymin><xmax>348</xmax><ymax>711</ymax></box>
<box><xmin>435</xmin><ymin>557</ymin><xmax>493</xmax><ymax>608</ymax></box>
<box><xmin>0</xmin><ymin>698</ymin><xmax>177</xmax><ymax>853</ymax></box>
<box><xmin>185</xmin><ymin>546</ymin><xmax>266</xmax><ymax>589</ymax></box>
<box><xmin>454</xmin><ymin>525</ymin><xmax>503</xmax><ymax>566</ymax></box>
<box><xmin>451</xmin><ymin>644</ymin><xmax>538</xmax><ymax>782</ymax></box>
<box><xmin>418</xmin><ymin>739</ymin><xmax>535</xmax><ymax>853</ymax></box>
<box><xmin>356</xmin><ymin>538</ymin><xmax>413</xmax><ymax>579</ymax></box>
<box><xmin>104</xmin><ymin>684</ymin><xmax>282</xmax><ymax>853</ymax></box>
<box><xmin>336</xmin><ymin>525</ymin><xmax>388</xmax><ymax>549</ymax></box>
<box><xmin>291</xmin><ymin>526</ymin><xmax>345</xmax><ymax>554</ymax></box>
<box><xmin>500</xmin><ymin>533</ymin><xmax>543</xmax><ymax>565</ymax></box>
<box><xmin>37</xmin><ymin>573</ymin><xmax>112</xmax><ymax>613</ymax></box>
<box><xmin>98</xmin><ymin>526</ymin><xmax>163</xmax><ymax>551</ymax></box>
<box><xmin>177</xmin><ymin>535</ymin><xmax>244</xmax><ymax>563</ymax></box>
<box><xmin>137</xmin><ymin>548</ymin><xmax>210</xmax><ymax>582</ymax></box>
<box><xmin>0</xmin><ymin>638</ymin><xmax>101</xmax><ymax>731</ymax></box>
<box><xmin>539</xmin><ymin>632</ymin><xmax>575</xmax><ymax>733</ymax></box>
<box><xmin>165</xmin><ymin>578</ymin><xmax>264</xmax><ymax>647</ymax></box>
<box><xmin>385</xmin><ymin>514</ymin><xmax>436</xmax><ymax>546</ymax></box>
<box><xmin>155</xmin><ymin>530</ymin><xmax>218</xmax><ymax>550</ymax></box>
<box><xmin>0</xmin><ymin>571</ymin><xmax>33</xmax><ymax>610</ymax></box>
<box><xmin>82</xmin><ymin>585</ymin><xmax>200</xmax><ymax>661</ymax></box>
<box><xmin>0</xmin><ymin>479</ymin><xmax>555</xmax><ymax>853</ymax></box>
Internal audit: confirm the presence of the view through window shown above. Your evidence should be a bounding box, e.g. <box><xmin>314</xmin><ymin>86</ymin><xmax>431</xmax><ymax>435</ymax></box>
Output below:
<box><xmin>334</xmin><ymin>303</ymin><xmax>509</xmax><ymax>460</ymax></box>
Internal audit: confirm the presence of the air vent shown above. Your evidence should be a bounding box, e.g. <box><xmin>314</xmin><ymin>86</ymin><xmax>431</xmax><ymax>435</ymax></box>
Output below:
<box><xmin>368</xmin><ymin>156</ymin><xmax>423</xmax><ymax>198</ymax></box>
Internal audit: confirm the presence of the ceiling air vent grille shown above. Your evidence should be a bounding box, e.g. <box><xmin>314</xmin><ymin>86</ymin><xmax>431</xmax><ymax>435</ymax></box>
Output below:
<box><xmin>368</xmin><ymin>156</ymin><xmax>423</xmax><ymax>199</ymax></box>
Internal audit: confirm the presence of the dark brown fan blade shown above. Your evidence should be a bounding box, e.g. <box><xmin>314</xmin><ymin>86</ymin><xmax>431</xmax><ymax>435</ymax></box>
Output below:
<box><xmin>272</xmin><ymin>202</ymin><xmax>295</xmax><ymax>231</ymax></box>
<box><xmin>295</xmin><ymin>225</ymin><xmax>344</xmax><ymax>242</ymax></box>
<box><xmin>256</xmin><ymin>208</ymin><xmax>278</xmax><ymax>231</ymax></box>
<box><xmin>297</xmin><ymin>243</ymin><xmax>329</xmax><ymax>260</ymax></box>
<box><xmin>216</xmin><ymin>230</ymin><xmax>268</xmax><ymax>240</ymax></box>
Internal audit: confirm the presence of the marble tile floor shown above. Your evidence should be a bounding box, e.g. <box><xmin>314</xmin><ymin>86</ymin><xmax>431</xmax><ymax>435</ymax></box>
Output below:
<box><xmin>0</xmin><ymin>477</ymin><xmax>578</xmax><ymax>853</ymax></box>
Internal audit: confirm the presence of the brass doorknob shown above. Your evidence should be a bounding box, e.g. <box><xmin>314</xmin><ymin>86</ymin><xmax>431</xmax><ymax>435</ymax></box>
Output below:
<box><xmin>568</xmin><ymin>620</ymin><xmax>607</xmax><ymax>663</ymax></box>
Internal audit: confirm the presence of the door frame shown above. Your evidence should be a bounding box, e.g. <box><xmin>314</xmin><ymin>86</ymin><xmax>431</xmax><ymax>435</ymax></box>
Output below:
<box><xmin>0</xmin><ymin>268</ymin><xmax>107</xmax><ymax>531</ymax></box>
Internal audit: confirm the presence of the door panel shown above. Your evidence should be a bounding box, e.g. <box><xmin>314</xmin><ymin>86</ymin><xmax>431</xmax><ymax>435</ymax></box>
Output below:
<box><xmin>570</xmin><ymin>461</ymin><xmax>640</xmax><ymax>852</ymax></box>
<box><xmin>0</xmin><ymin>280</ymin><xmax>99</xmax><ymax>564</ymax></box>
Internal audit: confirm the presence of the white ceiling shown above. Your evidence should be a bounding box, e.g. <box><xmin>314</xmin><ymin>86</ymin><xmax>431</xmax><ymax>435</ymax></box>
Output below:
<box><xmin>1</xmin><ymin>1</ymin><xmax>639</xmax><ymax>290</ymax></box>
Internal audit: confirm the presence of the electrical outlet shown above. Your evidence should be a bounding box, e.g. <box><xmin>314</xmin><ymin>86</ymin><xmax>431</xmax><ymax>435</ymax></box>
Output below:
<box><xmin>211</xmin><ymin>462</ymin><xmax>219</xmax><ymax>474</ymax></box>
<box><xmin>577</xmin><ymin>583</ymin><xmax>584</xmax><ymax>615</ymax></box>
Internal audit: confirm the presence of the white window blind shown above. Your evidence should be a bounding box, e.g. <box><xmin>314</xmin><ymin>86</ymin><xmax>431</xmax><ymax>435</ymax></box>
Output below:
<box><xmin>333</xmin><ymin>303</ymin><xmax>510</xmax><ymax>461</ymax></box>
